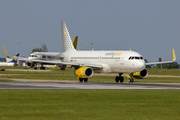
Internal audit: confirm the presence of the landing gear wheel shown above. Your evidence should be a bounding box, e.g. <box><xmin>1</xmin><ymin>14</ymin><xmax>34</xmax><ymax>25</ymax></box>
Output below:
<box><xmin>129</xmin><ymin>78</ymin><xmax>134</xmax><ymax>83</ymax></box>
<box><xmin>84</xmin><ymin>78</ymin><xmax>88</xmax><ymax>82</ymax></box>
<box><xmin>79</xmin><ymin>78</ymin><xmax>83</xmax><ymax>82</ymax></box>
<box><xmin>120</xmin><ymin>76</ymin><xmax>124</xmax><ymax>83</ymax></box>
<box><xmin>115</xmin><ymin>76</ymin><xmax>120</xmax><ymax>83</ymax></box>
<box><xmin>79</xmin><ymin>78</ymin><xmax>88</xmax><ymax>82</ymax></box>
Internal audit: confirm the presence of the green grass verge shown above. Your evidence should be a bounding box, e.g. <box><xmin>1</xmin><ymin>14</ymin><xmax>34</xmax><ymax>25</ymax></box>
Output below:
<box><xmin>0</xmin><ymin>90</ymin><xmax>180</xmax><ymax>120</ymax></box>
<box><xmin>0</xmin><ymin>67</ymin><xmax>180</xmax><ymax>83</ymax></box>
<box><xmin>147</xmin><ymin>68</ymin><xmax>180</xmax><ymax>76</ymax></box>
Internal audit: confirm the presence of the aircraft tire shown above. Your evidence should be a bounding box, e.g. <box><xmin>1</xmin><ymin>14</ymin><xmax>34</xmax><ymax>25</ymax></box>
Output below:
<box><xmin>120</xmin><ymin>77</ymin><xmax>124</xmax><ymax>83</ymax></box>
<box><xmin>84</xmin><ymin>78</ymin><xmax>88</xmax><ymax>82</ymax></box>
<box><xmin>129</xmin><ymin>78</ymin><xmax>134</xmax><ymax>83</ymax></box>
<box><xmin>79</xmin><ymin>78</ymin><xmax>83</xmax><ymax>82</ymax></box>
<box><xmin>115</xmin><ymin>76</ymin><xmax>120</xmax><ymax>83</ymax></box>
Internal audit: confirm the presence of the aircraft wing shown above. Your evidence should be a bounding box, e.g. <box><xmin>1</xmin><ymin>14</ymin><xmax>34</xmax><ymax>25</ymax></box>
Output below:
<box><xmin>146</xmin><ymin>49</ymin><xmax>176</xmax><ymax>66</ymax></box>
<box><xmin>30</xmin><ymin>59</ymin><xmax>103</xmax><ymax>69</ymax></box>
<box><xmin>32</xmin><ymin>52</ymin><xmax>64</xmax><ymax>59</ymax></box>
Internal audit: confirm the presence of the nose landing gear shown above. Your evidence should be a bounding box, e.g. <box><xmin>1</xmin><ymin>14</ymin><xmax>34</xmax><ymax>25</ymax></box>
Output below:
<box><xmin>128</xmin><ymin>73</ymin><xmax>134</xmax><ymax>83</ymax></box>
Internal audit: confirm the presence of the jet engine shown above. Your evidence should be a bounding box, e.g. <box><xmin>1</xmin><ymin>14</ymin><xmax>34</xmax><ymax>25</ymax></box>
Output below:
<box><xmin>133</xmin><ymin>69</ymin><xmax>148</xmax><ymax>79</ymax></box>
<box><xmin>75</xmin><ymin>67</ymin><xmax>94</xmax><ymax>78</ymax></box>
<box><xmin>26</xmin><ymin>62</ymin><xmax>35</xmax><ymax>68</ymax></box>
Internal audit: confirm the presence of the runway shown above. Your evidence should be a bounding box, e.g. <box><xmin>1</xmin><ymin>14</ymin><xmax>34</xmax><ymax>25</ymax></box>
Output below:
<box><xmin>0</xmin><ymin>82</ymin><xmax>180</xmax><ymax>89</ymax></box>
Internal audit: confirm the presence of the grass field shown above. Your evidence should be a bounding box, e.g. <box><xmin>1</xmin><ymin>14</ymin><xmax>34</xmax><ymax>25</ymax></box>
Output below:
<box><xmin>0</xmin><ymin>67</ymin><xmax>180</xmax><ymax>119</ymax></box>
<box><xmin>0</xmin><ymin>90</ymin><xmax>180</xmax><ymax>120</ymax></box>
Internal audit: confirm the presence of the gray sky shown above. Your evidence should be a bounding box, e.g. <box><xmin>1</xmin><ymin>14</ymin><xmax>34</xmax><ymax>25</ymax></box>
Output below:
<box><xmin>0</xmin><ymin>0</ymin><xmax>180</xmax><ymax>62</ymax></box>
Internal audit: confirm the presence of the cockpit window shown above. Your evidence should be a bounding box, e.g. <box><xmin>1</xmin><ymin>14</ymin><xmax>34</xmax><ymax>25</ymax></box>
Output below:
<box><xmin>30</xmin><ymin>55</ymin><xmax>38</xmax><ymax>57</ymax></box>
<box><xmin>135</xmin><ymin>57</ymin><xmax>139</xmax><ymax>59</ymax></box>
<box><xmin>128</xmin><ymin>56</ymin><xmax>143</xmax><ymax>60</ymax></box>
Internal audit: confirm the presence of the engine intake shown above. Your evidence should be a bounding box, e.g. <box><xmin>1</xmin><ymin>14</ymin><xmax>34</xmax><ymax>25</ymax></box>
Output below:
<box><xmin>26</xmin><ymin>62</ymin><xmax>35</xmax><ymax>68</ymax></box>
<box><xmin>133</xmin><ymin>69</ymin><xmax>148</xmax><ymax>79</ymax></box>
<box><xmin>75</xmin><ymin>67</ymin><xmax>93</xmax><ymax>78</ymax></box>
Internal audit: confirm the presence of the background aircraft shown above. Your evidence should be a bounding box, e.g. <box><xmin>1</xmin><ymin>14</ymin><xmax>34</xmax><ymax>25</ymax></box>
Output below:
<box><xmin>1</xmin><ymin>45</ymin><xmax>19</xmax><ymax>66</ymax></box>
<box><xmin>2</xmin><ymin>45</ymin><xmax>19</xmax><ymax>63</ymax></box>
<box><xmin>27</xmin><ymin>36</ymin><xmax>78</xmax><ymax>70</ymax></box>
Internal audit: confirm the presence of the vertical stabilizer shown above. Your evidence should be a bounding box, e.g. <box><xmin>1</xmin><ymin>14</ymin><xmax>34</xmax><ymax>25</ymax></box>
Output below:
<box><xmin>2</xmin><ymin>45</ymin><xmax>11</xmax><ymax>58</ymax></box>
<box><xmin>61</xmin><ymin>21</ymin><xmax>76</xmax><ymax>52</ymax></box>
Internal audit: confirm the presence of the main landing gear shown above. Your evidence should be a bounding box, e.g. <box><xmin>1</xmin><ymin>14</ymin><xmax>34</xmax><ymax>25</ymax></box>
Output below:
<box><xmin>115</xmin><ymin>73</ymin><xmax>124</xmax><ymax>83</ymax></box>
<box><xmin>34</xmin><ymin>64</ymin><xmax>45</xmax><ymax>70</ymax></box>
<box><xmin>79</xmin><ymin>78</ymin><xmax>88</xmax><ymax>82</ymax></box>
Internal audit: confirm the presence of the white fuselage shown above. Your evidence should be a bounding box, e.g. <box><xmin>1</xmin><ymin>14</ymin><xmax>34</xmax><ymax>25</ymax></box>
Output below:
<box><xmin>63</xmin><ymin>50</ymin><xmax>145</xmax><ymax>73</ymax></box>
<box><xmin>28</xmin><ymin>54</ymin><xmax>42</xmax><ymax>61</ymax></box>
<box><xmin>0</xmin><ymin>62</ymin><xmax>15</xmax><ymax>66</ymax></box>
<box><xmin>28</xmin><ymin>52</ymin><xmax>61</xmax><ymax>62</ymax></box>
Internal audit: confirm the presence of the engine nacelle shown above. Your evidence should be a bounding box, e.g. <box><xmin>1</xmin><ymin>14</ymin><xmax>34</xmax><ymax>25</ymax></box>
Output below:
<box><xmin>75</xmin><ymin>67</ymin><xmax>94</xmax><ymax>78</ymax></box>
<box><xmin>26</xmin><ymin>62</ymin><xmax>35</xmax><ymax>68</ymax></box>
<box><xmin>133</xmin><ymin>69</ymin><xmax>148</xmax><ymax>79</ymax></box>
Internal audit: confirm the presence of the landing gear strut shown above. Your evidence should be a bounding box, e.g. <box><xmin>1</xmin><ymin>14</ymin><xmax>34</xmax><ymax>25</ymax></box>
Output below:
<box><xmin>128</xmin><ymin>73</ymin><xmax>134</xmax><ymax>83</ymax></box>
<box><xmin>40</xmin><ymin>64</ymin><xmax>45</xmax><ymax>70</ymax></box>
<box><xmin>34</xmin><ymin>64</ymin><xmax>37</xmax><ymax>70</ymax></box>
<box><xmin>115</xmin><ymin>73</ymin><xmax>124</xmax><ymax>83</ymax></box>
<box><xmin>79</xmin><ymin>78</ymin><xmax>88</xmax><ymax>82</ymax></box>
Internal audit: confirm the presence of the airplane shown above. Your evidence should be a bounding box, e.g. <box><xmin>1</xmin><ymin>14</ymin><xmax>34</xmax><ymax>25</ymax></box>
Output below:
<box><xmin>30</xmin><ymin>21</ymin><xmax>176</xmax><ymax>83</ymax></box>
<box><xmin>0</xmin><ymin>54</ymin><xmax>19</xmax><ymax>66</ymax></box>
<box><xmin>2</xmin><ymin>45</ymin><xmax>20</xmax><ymax>63</ymax></box>
<box><xmin>27</xmin><ymin>36</ymin><xmax>78</xmax><ymax>70</ymax></box>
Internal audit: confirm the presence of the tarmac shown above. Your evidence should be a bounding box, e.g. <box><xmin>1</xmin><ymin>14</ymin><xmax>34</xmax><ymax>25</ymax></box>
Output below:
<box><xmin>0</xmin><ymin>82</ymin><xmax>180</xmax><ymax>89</ymax></box>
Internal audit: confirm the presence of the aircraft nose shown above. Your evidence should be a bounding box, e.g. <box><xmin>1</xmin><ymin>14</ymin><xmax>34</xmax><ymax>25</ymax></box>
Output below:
<box><xmin>138</xmin><ymin>60</ymin><xmax>146</xmax><ymax>69</ymax></box>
